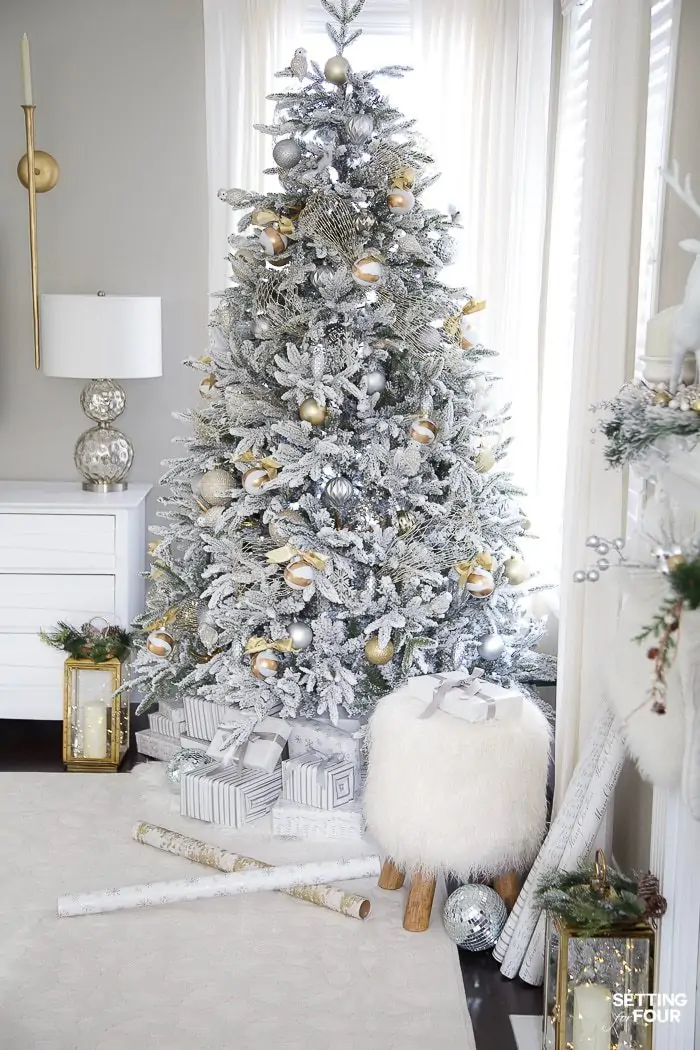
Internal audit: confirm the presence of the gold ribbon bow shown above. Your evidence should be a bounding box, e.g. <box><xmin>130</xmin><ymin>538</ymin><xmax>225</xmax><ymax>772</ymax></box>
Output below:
<box><xmin>266</xmin><ymin>544</ymin><xmax>328</xmax><ymax>571</ymax></box>
<box><xmin>237</xmin><ymin>451</ymin><xmax>282</xmax><ymax>480</ymax></box>
<box><xmin>251</xmin><ymin>209</ymin><xmax>295</xmax><ymax>235</ymax></box>
<box><xmin>244</xmin><ymin>635</ymin><xmax>295</xmax><ymax>655</ymax></box>
<box><xmin>462</xmin><ymin>298</ymin><xmax>486</xmax><ymax>315</ymax></box>
<box><xmin>144</xmin><ymin>606</ymin><xmax>178</xmax><ymax>632</ymax></box>
<box><xmin>454</xmin><ymin>560</ymin><xmax>475</xmax><ymax>591</ymax></box>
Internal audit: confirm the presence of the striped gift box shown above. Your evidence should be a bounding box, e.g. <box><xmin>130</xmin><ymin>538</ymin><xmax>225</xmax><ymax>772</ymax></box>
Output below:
<box><xmin>148</xmin><ymin>712</ymin><xmax>182</xmax><ymax>738</ymax></box>
<box><xmin>183</xmin><ymin>696</ymin><xmax>221</xmax><ymax>742</ymax></box>
<box><xmin>135</xmin><ymin>729</ymin><xmax>181</xmax><ymax>762</ymax></box>
<box><xmin>159</xmin><ymin>698</ymin><xmax>186</xmax><ymax>723</ymax></box>
<box><xmin>281</xmin><ymin>752</ymin><xmax>356</xmax><ymax>810</ymax></box>
<box><xmin>181</xmin><ymin>762</ymin><xmax>282</xmax><ymax>827</ymax></box>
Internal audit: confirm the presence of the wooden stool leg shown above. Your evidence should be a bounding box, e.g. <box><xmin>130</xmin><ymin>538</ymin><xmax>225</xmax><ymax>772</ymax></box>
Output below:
<box><xmin>403</xmin><ymin>870</ymin><xmax>437</xmax><ymax>932</ymax></box>
<box><xmin>493</xmin><ymin>871</ymin><xmax>520</xmax><ymax>911</ymax></box>
<box><xmin>378</xmin><ymin>858</ymin><xmax>405</xmax><ymax>890</ymax></box>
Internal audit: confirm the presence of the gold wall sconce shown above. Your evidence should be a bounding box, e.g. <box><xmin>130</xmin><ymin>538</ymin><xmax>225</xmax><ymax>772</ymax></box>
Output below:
<box><xmin>17</xmin><ymin>34</ymin><xmax>60</xmax><ymax>370</ymax></box>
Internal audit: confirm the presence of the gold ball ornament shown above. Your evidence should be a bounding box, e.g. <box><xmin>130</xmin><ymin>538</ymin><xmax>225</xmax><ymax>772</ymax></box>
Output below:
<box><xmin>387</xmin><ymin>189</ymin><xmax>415</xmax><ymax>215</ymax></box>
<box><xmin>504</xmin><ymin>557</ymin><xmax>531</xmax><ymax>585</ymax></box>
<box><xmin>464</xmin><ymin>566</ymin><xmax>495</xmax><ymax>599</ymax></box>
<box><xmin>242</xmin><ymin>467</ymin><xmax>271</xmax><ymax>494</ymax></box>
<box><xmin>199</xmin><ymin>374</ymin><xmax>217</xmax><ymax>398</ymax></box>
<box><xmin>284</xmin><ymin>557</ymin><xmax>315</xmax><ymax>590</ymax></box>
<box><xmin>268</xmin><ymin>510</ymin><xmax>305</xmax><ymax>545</ymax></box>
<box><xmin>691</xmin><ymin>399</ymin><xmax>700</xmax><ymax>413</ymax></box>
<box><xmin>146</xmin><ymin>630</ymin><xmax>174</xmax><ymax>658</ymax></box>
<box><xmin>251</xmin><ymin>649</ymin><xmax>280</xmax><ymax>680</ymax></box>
<box><xmin>352</xmin><ymin>256</ymin><xmax>384</xmax><ymax>287</ymax></box>
<box><xmin>259</xmin><ymin>225</ymin><xmax>288</xmax><ymax>257</ymax></box>
<box><xmin>667</xmin><ymin>554</ymin><xmax>686</xmax><ymax>571</ymax></box>
<box><xmin>409</xmin><ymin>418</ymin><xmax>438</xmax><ymax>445</ymax></box>
<box><xmin>653</xmin><ymin>389</ymin><xmax>672</xmax><ymax>406</ymax></box>
<box><xmin>195</xmin><ymin>468</ymin><xmax>236</xmax><ymax>506</ymax></box>
<box><xmin>299</xmin><ymin>397</ymin><xmax>327</xmax><ymax>425</ymax></box>
<box><xmin>324</xmin><ymin>54</ymin><xmax>351</xmax><ymax>85</ymax></box>
<box><xmin>474</xmin><ymin>447</ymin><xmax>495</xmax><ymax>473</ymax></box>
<box><xmin>17</xmin><ymin>150</ymin><xmax>60</xmax><ymax>193</ymax></box>
<box><xmin>364</xmin><ymin>635</ymin><xmax>394</xmax><ymax>665</ymax></box>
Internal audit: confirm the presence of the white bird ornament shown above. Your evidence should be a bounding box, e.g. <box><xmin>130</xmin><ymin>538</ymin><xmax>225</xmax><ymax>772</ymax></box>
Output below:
<box><xmin>290</xmin><ymin>47</ymin><xmax>308</xmax><ymax>80</ymax></box>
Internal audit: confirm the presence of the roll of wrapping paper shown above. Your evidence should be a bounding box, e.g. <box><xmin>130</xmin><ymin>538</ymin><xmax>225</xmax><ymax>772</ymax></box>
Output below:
<box><xmin>498</xmin><ymin>708</ymin><xmax>625</xmax><ymax>981</ymax></box>
<box><xmin>492</xmin><ymin>704</ymin><xmax>615</xmax><ymax>964</ymax></box>
<box><xmin>58</xmin><ymin>852</ymin><xmax>380</xmax><ymax>919</ymax></box>
<box><xmin>132</xmin><ymin>822</ymin><xmax>372</xmax><ymax>920</ymax></box>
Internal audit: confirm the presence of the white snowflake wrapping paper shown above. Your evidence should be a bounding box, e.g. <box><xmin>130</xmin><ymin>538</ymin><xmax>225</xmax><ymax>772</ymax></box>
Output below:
<box><xmin>286</xmin><ymin>717</ymin><xmax>363</xmax><ymax>768</ymax></box>
<box><xmin>181</xmin><ymin>762</ymin><xmax>282</xmax><ymax>827</ymax></box>
<box><xmin>135</xmin><ymin>729</ymin><xmax>181</xmax><ymax>762</ymax></box>
<box><xmin>272</xmin><ymin>799</ymin><xmax>365</xmax><ymax>841</ymax></box>
<box><xmin>282</xmin><ymin>752</ymin><xmax>356</xmax><ymax>809</ymax></box>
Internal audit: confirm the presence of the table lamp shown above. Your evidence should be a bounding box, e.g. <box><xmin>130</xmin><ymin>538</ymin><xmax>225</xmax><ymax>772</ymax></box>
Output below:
<box><xmin>40</xmin><ymin>292</ymin><xmax>162</xmax><ymax>492</ymax></box>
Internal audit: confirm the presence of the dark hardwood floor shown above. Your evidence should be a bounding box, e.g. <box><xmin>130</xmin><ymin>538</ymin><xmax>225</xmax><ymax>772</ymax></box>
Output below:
<box><xmin>0</xmin><ymin>716</ymin><xmax>541</xmax><ymax>1050</ymax></box>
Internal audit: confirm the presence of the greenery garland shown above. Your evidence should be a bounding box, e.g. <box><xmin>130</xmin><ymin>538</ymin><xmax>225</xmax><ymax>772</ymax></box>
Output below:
<box><xmin>597</xmin><ymin>380</ymin><xmax>700</xmax><ymax>468</ymax></box>
<box><xmin>535</xmin><ymin>856</ymin><xmax>666</xmax><ymax>936</ymax></box>
<box><xmin>40</xmin><ymin>621</ymin><xmax>132</xmax><ymax>663</ymax></box>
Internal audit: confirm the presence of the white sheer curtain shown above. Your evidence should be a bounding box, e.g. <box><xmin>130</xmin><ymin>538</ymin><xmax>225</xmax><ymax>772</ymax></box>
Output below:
<box><xmin>410</xmin><ymin>0</ymin><xmax>554</xmax><ymax>501</ymax></box>
<box><xmin>550</xmin><ymin>0</ymin><xmax>651</xmax><ymax>810</ymax></box>
<box><xmin>203</xmin><ymin>0</ymin><xmax>304</xmax><ymax>294</ymax></box>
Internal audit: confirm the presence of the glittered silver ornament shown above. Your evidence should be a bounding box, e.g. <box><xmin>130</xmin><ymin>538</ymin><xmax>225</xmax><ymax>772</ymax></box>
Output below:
<box><xmin>197</xmin><ymin>605</ymin><xmax>219</xmax><ymax>649</ymax></box>
<box><xmin>355</xmin><ymin>210</ymin><xmax>376</xmax><ymax>235</ymax></box>
<box><xmin>347</xmin><ymin>113</ymin><xmax>373</xmax><ymax>144</ymax></box>
<box><xmin>272</xmin><ymin>138</ymin><xmax>302</xmax><ymax>169</ymax></box>
<box><xmin>166</xmin><ymin>748</ymin><xmax>215</xmax><ymax>792</ymax></box>
<box><xmin>324</xmin><ymin>54</ymin><xmax>350</xmax><ymax>84</ymax></box>
<box><xmin>365</xmin><ymin>369</ymin><xmax>386</xmax><ymax>395</ymax></box>
<box><xmin>195</xmin><ymin>468</ymin><xmax>236</xmax><ymax>506</ymax></box>
<box><xmin>288</xmin><ymin>620</ymin><xmax>313</xmax><ymax>650</ymax></box>
<box><xmin>478</xmin><ymin>633</ymin><xmax>504</xmax><ymax>661</ymax></box>
<box><xmin>443</xmin><ymin>885</ymin><xmax>507</xmax><ymax>951</ymax></box>
<box><xmin>324</xmin><ymin>476</ymin><xmax>355</xmax><ymax>509</ymax></box>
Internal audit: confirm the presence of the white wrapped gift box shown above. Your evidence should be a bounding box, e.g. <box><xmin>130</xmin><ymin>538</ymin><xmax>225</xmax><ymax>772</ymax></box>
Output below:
<box><xmin>405</xmin><ymin>669</ymin><xmax>523</xmax><ymax>723</ymax></box>
<box><xmin>206</xmin><ymin>715</ymin><xmax>290</xmax><ymax>773</ymax></box>
<box><xmin>181</xmin><ymin>762</ymin><xmax>282</xmax><ymax>827</ymax></box>
<box><xmin>179</xmin><ymin>734</ymin><xmax>209</xmax><ymax>753</ymax></box>
<box><xmin>287</xmin><ymin>717</ymin><xmax>363</xmax><ymax>768</ymax></box>
<box><xmin>148</xmin><ymin>712</ymin><xmax>183</xmax><ymax>739</ymax></box>
<box><xmin>159</xmin><ymin>698</ymin><xmax>186</xmax><ymax>723</ymax></box>
<box><xmin>272</xmin><ymin>799</ymin><xmax>365</xmax><ymax>841</ymax></box>
<box><xmin>135</xmin><ymin>728</ymin><xmax>181</xmax><ymax>762</ymax></box>
<box><xmin>282</xmin><ymin>752</ymin><xmax>357</xmax><ymax>810</ymax></box>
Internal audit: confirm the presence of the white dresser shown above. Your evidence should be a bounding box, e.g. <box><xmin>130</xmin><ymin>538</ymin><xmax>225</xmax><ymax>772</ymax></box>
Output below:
<box><xmin>0</xmin><ymin>481</ymin><xmax>150</xmax><ymax>720</ymax></box>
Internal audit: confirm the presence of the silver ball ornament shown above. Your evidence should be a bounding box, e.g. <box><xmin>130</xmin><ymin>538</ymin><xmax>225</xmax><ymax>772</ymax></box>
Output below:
<box><xmin>573</xmin><ymin>570</ymin><xmax>587</xmax><ymax>583</ymax></box>
<box><xmin>443</xmin><ymin>885</ymin><xmax>507</xmax><ymax>951</ymax></box>
<box><xmin>323</xmin><ymin>476</ymin><xmax>355</xmax><ymax>510</ymax></box>
<box><xmin>597</xmin><ymin>558</ymin><xmax>610</xmax><ymax>571</ymax></box>
<box><xmin>166</xmin><ymin>748</ymin><xmax>215</xmax><ymax>792</ymax></box>
<box><xmin>478</xmin><ymin>633</ymin><xmax>505</xmax><ymax>661</ymax></box>
<box><xmin>324</xmin><ymin>54</ymin><xmax>351</xmax><ymax>85</ymax></box>
<box><xmin>365</xmin><ymin>369</ymin><xmax>387</xmax><ymax>395</ymax></box>
<box><xmin>585</xmin><ymin>535</ymin><xmax>600</xmax><ymax>548</ymax></box>
<box><xmin>586</xmin><ymin>569</ymin><xmax>600</xmax><ymax>582</ymax></box>
<box><xmin>272</xmin><ymin>138</ymin><xmax>302</xmax><ymax>169</ymax></box>
<box><xmin>595</xmin><ymin>541</ymin><xmax>610</xmax><ymax>556</ymax></box>
<box><xmin>347</xmin><ymin>113</ymin><xmax>373</xmax><ymax>144</ymax></box>
<box><xmin>612</xmin><ymin>537</ymin><xmax>626</xmax><ymax>551</ymax></box>
<box><xmin>288</xmin><ymin>620</ymin><xmax>313</xmax><ymax>650</ymax></box>
<box><xmin>253</xmin><ymin>316</ymin><xmax>273</xmax><ymax>339</ymax></box>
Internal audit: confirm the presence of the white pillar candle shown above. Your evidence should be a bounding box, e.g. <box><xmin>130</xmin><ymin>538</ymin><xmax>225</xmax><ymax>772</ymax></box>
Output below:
<box><xmin>20</xmin><ymin>34</ymin><xmax>33</xmax><ymax>105</ymax></box>
<box><xmin>573</xmin><ymin>983</ymin><xmax>611</xmax><ymax>1050</ymax></box>
<box><xmin>83</xmin><ymin>701</ymin><xmax>107</xmax><ymax>759</ymax></box>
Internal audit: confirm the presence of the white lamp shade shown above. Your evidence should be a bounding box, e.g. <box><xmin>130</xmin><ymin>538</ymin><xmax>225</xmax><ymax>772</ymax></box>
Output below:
<box><xmin>40</xmin><ymin>294</ymin><xmax>162</xmax><ymax>379</ymax></box>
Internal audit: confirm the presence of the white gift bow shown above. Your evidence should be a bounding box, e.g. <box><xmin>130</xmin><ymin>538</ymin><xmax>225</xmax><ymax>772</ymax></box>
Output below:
<box><xmin>215</xmin><ymin>722</ymin><xmax>287</xmax><ymax>765</ymax></box>
<box><xmin>417</xmin><ymin>668</ymin><xmax>497</xmax><ymax>720</ymax></box>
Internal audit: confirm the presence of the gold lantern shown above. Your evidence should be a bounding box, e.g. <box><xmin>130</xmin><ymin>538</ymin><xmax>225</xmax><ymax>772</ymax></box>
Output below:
<box><xmin>62</xmin><ymin>656</ymin><xmax>129</xmax><ymax>772</ymax></box>
<box><xmin>542</xmin><ymin>852</ymin><xmax>657</xmax><ymax>1050</ymax></box>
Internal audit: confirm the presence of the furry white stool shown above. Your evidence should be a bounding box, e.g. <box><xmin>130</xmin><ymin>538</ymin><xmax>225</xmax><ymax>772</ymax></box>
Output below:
<box><xmin>364</xmin><ymin>686</ymin><xmax>551</xmax><ymax>931</ymax></box>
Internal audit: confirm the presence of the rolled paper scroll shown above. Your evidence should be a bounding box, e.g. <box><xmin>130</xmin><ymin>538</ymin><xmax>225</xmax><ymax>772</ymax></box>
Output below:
<box><xmin>58</xmin><ymin>852</ymin><xmax>380</xmax><ymax>919</ymax></box>
<box><xmin>132</xmin><ymin>822</ymin><xmax>372</xmax><ymax>919</ymax></box>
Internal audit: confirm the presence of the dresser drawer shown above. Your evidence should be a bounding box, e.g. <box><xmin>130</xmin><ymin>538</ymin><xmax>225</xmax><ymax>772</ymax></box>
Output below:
<box><xmin>0</xmin><ymin>575</ymin><xmax>115</xmax><ymax>633</ymax></box>
<box><xmin>0</xmin><ymin>634</ymin><xmax>66</xmax><ymax>719</ymax></box>
<box><xmin>0</xmin><ymin>514</ymin><xmax>115</xmax><ymax>572</ymax></box>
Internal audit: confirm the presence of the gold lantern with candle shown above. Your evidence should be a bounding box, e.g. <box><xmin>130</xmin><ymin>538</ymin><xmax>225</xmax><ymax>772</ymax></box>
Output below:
<box><xmin>62</xmin><ymin>656</ymin><xmax>129</xmax><ymax>772</ymax></box>
<box><xmin>539</xmin><ymin>852</ymin><xmax>660</xmax><ymax>1050</ymax></box>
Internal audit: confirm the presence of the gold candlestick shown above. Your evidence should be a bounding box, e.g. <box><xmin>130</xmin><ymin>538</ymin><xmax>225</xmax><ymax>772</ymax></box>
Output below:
<box><xmin>17</xmin><ymin>105</ymin><xmax>59</xmax><ymax>370</ymax></box>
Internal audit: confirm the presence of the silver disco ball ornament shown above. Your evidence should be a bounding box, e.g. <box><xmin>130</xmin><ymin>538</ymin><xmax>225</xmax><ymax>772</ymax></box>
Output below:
<box><xmin>165</xmin><ymin>748</ymin><xmax>215</xmax><ymax>792</ymax></box>
<box><xmin>443</xmin><ymin>884</ymin><xmax>507</xmax><ymax>951</ymax></box>
<box><xmin>478</xmin><ymin>633</ymin><xmax>504</xmax><ymax>661</ymax></box>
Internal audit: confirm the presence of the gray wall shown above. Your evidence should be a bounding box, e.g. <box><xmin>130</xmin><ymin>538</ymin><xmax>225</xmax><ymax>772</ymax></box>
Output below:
<box><xmin>612</xmin><ymin>0</ymin><xmax>700</xmax><ymax>875</ymax></box>
<box><xmin>0</xmin><ymin>0</ymin><xmax>208</xmax><ymax>521</ymax></box>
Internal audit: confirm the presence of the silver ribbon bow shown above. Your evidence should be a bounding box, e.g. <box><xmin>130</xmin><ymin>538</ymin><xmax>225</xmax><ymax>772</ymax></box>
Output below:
<box><xmin>217</xmin><ymin>726</ymin><xmax>287</xmax><ymax>765</ymax></box>
<box><xmin>303</xmin><ymin>748</ymin><xmax>345</xmax><ymax>786</ymax></box>
<box><xmin>418</xmin><ymin>668</ymin><xmax>495</xmax><ymax>720</ymax></box>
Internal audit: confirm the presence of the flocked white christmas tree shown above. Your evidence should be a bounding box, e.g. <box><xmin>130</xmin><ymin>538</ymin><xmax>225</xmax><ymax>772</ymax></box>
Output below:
<box><xmin>131</xmin><ymin>0</ymin><xmax>555</xmax><ymax>737</ymax></box>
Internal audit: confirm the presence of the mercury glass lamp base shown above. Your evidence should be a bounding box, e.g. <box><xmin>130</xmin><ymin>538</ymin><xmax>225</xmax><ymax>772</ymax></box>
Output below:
<box><xmin>74</xmin><ymin>379</ymin><xmax>134</xmax><ymax>491</ymax></box>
